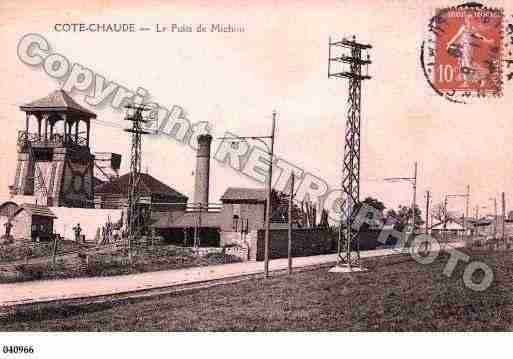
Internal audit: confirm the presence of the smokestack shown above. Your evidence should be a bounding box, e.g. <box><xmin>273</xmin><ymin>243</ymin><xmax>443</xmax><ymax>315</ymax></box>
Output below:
<box><xmin>194</xmin><ymin>134</ymin><xmax>212</xmax><ymax>210</ymax></box>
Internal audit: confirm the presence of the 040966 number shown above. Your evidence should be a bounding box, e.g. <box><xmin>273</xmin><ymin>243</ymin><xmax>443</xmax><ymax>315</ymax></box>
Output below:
<box><xmin>2</xmin><ymin>346</ymin><xmax>34</xmax><ymax>354</ymax></box>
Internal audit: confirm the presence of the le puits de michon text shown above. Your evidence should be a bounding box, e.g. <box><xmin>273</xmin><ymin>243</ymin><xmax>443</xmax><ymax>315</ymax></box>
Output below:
<box><xmin>53</xmin><ymin>23</ymin><xmax>245</xmax><ymax>33</ymax></box>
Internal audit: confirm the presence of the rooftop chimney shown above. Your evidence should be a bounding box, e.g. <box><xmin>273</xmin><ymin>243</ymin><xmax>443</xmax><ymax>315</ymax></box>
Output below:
<box><xmin>193</xmin><ymin>134</ymin><xmax>212</xmax><ymax>210</ymax></box>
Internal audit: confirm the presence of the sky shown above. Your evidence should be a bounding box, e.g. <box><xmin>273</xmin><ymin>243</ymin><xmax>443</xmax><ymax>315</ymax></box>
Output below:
<box><xmin>0</xmin><ymin>0</ymin><xmax>512</xmax><ymax>218</ymax></box>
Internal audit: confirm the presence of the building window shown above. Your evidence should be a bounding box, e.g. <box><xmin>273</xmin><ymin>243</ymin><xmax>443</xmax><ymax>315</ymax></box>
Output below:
<box><xmin>233</xmin><ymin>204</ymin><xmax>241</xmax><ymax>217</ymax></box>
<box><xmin>233</xmin><ymin>215</ymin><xmax>239</xmax><ymax>231</ymax></box>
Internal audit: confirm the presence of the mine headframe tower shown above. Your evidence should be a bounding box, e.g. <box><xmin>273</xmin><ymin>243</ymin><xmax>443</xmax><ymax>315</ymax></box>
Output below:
<box><xmin>328</xmin><ymin>36</ymin><xmax>372</xmax><ymax>270</ymax></box>
<box><xmin>124</xmin><ymin>104</ymin><xmax>152</xmax><ymax>241</ymax></box>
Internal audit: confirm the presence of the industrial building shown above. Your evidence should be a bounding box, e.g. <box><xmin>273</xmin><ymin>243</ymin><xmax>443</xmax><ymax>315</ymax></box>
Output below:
<box><xmin>94</xmin><ymin>172</ymin><xmax>188</xmax><ymax>212</ymax></box>
<box><xmin>1</xmin><ymin>90</ymin><xmax>335</xmax><ymax>261</ymax></box>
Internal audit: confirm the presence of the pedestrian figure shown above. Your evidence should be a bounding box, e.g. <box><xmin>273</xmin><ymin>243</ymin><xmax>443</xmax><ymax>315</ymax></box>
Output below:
<box><xmin>73</xmin><ymin>223</ymin><xmax>82</xmax><ymax>243</ymax></box>
<box><xmin>101</xmin><ymin>226</ymin><xmax>107</xmax><ymax>244</ymax></box>
<box><xmin>4</xmin><ymin>221</ymin><xmax>12</xmax><ymax>238</ymax></box>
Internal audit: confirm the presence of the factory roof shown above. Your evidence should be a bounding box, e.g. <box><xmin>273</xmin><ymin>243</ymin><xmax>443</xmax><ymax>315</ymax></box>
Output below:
<box><xmin>95</xmin><ymin>172</ymin><xmax>188</xmax><ymax>200</ymax></box>
<box><xmin>20</xmin><ymin>89</ymin><xmax>97</xmax><ymax>118</ymax></box>
<box><xmin>220</xmin><ymin>187</ymin><xmax>267</xmax><ymax>203</ymax></box>
<box><xmin>15</xmin><ymin>204</ymin><xmax>57</xmax><ymax>218</ymax></box>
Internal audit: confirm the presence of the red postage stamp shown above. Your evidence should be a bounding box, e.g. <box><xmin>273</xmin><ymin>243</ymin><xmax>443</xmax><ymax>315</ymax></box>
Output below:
<box><xmin>422</xmin><ymin>4</ymin><xmax>505</xmax><ymax>102</ymax></box>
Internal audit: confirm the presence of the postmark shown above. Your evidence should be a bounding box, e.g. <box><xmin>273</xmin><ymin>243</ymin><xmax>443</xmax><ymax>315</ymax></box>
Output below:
<box><xmin>421</xmin><ymin>2</ymin><xmax>508</xmax><ymax>103</ymax></box>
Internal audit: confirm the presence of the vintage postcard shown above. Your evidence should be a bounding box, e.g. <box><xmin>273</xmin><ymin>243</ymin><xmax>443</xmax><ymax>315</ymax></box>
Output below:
<box><xmin>1</xmin><ymin>0</ymin><xmax>513</xmax><ymax>354</ymax></box>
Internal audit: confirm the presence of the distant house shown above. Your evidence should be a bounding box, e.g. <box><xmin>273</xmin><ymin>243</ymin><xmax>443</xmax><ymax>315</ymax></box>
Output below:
<box><xmin>11</xmin><ymin>203</ymin><xmax>57</xmax><ymax>241</ymax></box>
<box><xmin>430</xmin><ymin>219</ymin><xmax>465</xmax><ymax>238</ymax></box>
<box><xmin>219</xmin><ymin>187</ymin><xmax>267</xmax><ymax>232</ymax></box>
<box><xmin>94</xmin><ymin>172</ymin><xmax>188</xmax><ymax>211</ymax></box>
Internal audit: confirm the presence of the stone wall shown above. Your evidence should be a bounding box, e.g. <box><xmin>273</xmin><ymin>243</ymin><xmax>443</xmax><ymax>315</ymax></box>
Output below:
<box><xmin>222</xmin><ymin>228</ymin><xmax>336</xmax><ymax>261</ymax></box>
<box><xmin>255</xmin><ymin>228</ymin><xmax>336</xmax><ymax>261</ymax></box>
<box><xmin>220</xmin><ymin>228</ymin><xmax>397</xmax><ymax>262</ymax></box>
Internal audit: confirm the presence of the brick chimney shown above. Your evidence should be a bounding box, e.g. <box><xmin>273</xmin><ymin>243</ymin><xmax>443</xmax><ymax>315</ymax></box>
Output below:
<box><xmin>193</xmin><ymin>134</ymin><xmax>212</xmax><ymax>210</ymax></box>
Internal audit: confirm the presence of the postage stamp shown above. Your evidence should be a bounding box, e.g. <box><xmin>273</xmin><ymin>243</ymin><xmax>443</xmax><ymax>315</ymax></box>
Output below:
<box><xmin>421</xmin><ymin>3</ymin><xmax>505</xmax><ymax>103</ymax></box>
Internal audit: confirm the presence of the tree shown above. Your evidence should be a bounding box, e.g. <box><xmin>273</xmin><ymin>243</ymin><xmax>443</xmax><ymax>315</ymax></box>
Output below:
<box><xmin>361</xmin><ymin>197</ymin><xmax>386</xmax><ymax>214</ymax></box>
<box><xmin>431</xmin><ymin>202</ymin><xmax>447</xmax><ymax>222</ymax></box>
<box><xmin>347</xmin><ymin>197</ymin><xmax>387</xmax><ymax>230</ymax></box>
<box><xmin>270</xmin><ymin>189</ymin><xmax>306</xmax><ymax>226</ymax></box>
<box><xmin>319</xmin><ymin>208</ymin><xmax>329</xmax><ymax>228</ymax></box>
<box><xmin>391</xmin><ymin>204</ymin><xmax>424</xmax><ymax>231</ymax></box>
<box><xmin>300</xmin><ymin>201</ymin><xmax>317</xmax><ymax>227</ymax></box>
<box><xmin>431</xmin><ymin>202</ymin><xmax>458</xmax><ymax>223</ymax></box>
<box><xmin>386</xmin><ymin>208</ymin><xmax>398</xmax><ymax>218</ymax></box>
<box><xmin>353</xmin><ymin>196</ymin><xmax>386</xmax><ymax>220</ymax></box>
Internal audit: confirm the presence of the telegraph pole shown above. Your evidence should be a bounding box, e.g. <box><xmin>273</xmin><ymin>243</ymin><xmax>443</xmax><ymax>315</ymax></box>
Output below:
<box><xmin>465</xmin><ymin>185</ymin><xmax>470</xmax><ymax>234</ymax></box>
<box><xmin>288</xmin><ymin>174</ymin><xmax>295</xmax><ymax>275</ymax></box>
<box><xmin>217</xmin><ymin>111</ymin><xmax>277</xmax><ymax>278</ymax></box>
<box><xmin>425</xmin><ymin>190</ymin><xmax>431</xmax><ymax>234</ymax></box>
<box><xmin>502</xmin><ymin>192</ymin><xmax>506</xmax><ymax>241</ymax></box>
<box><xmin>383</xmin><ymin>162</ymin><xmax>418</xmax><ymax>240</ymax></box>
<box><xmin>475</xmin><ymin>204</ymin><xmax>489</xmax><ymax>239</ymax></box>
<box><xmin>487</xmin><ymin>197</ymin><xmax>498</xmax><ymax>238</ymax></box>
<box><xmin>443</xmin><ymin>195</ymin><xmax>448</xmax><ymax>246</ymax></box>
<box><xmin>412</xmin><ymin>162</ymin><xmax>417</xmax><ymax>236</ymax></box>
<box><xmin>492</xmin><ymin>197</ymin><xmax>497</xmax><ymax>238</ymax></box>
<box><xmin>490</xmin><ymin>197</ymin><xmax>497</xmax><ymax>239</ymax></box>
<box><xmin>445</xmin><ymin>189</ymin><xmax>471</xmax><ymax>241</ymax></box>
<box><xmin>264</xmin><ymin>111</ymin><xmax>276</xmax><ymax>278</ymax></box>
<box><xmin>328</xmin><ymin>36</ymin><xmax>372</xmax><ymax>271</ymax></box>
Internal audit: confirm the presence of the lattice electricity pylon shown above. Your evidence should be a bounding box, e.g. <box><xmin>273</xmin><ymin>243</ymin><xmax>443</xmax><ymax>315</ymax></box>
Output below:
<box><xmin>124</xmin><ymin>104</ymin><xmax>152</xmax><ymax>239</ymax></box>
<box><xmin>328</xmin><ymin>36</ymin><xmax>372</xmax><ymax>269</ymax></box>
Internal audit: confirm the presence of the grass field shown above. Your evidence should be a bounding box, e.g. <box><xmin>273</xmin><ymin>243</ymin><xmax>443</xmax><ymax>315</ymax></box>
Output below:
<box><xmin>0</xmin><ymin>240</ymin><xmax>83</xmax><ymax>263</ymax></box>
<box><xmin>2</xmin><ymin>248</ymin><xmax>512</xmax><ymax>331</ymax></box>
<box><xmin>0</xmin><ymin>244</ymin><xmax>241</xmax><ymax>283</ymax></box>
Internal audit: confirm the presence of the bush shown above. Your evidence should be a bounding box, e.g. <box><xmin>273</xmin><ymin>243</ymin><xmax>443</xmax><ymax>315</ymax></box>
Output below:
<box><xmin>204</xmin><ymin>252</ymin><xmax>242</xmax><ymax>264</ymax></box>
<box><xmin>0</xmin><ymin>235</ymin><xmax>14</xmax><ymax>245</ymax></box>
<box><xmin>14</xmin><ymin>263</ymin><xmax>47</xmax><ymax>281</ymax></box>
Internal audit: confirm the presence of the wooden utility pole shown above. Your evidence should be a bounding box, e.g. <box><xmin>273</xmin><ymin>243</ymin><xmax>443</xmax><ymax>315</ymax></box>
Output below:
<box><xmin>288</xmin><ymin>175</ymin><xmax>295</xmax><ymax>275</ymax></box>
<box><xmin>493</xmin><ymin>197</ymin><xmax>497</xmax><ymax>238</ymax></box>
<box><xmin>217</xmin><ymin>111</ymin><xmax>277</xmax><ymax>278</ymax></box>
<box><xmin>475</xmin><ymin>205</ymin><xmax>479</xmax><ymax>238</ymax></box>
<box><xmin>412</xmin><ymin>162</ymin><xmax>417</xmax><ymax>236</ymax></box>
<box><xmin>442</xmin><ymin>195</ymin><xmax>448</xmax><ymax>245</ymax></box>
<box><xmin>193</xmin><ymin>214</ymin><xmax>198</xmax><ymax>248</ymax></box>
<box><xmin>264</xmin><ymin>111</ymin><xmax>276</xmax><ymax>278</ymax></box>
<box><xmin>52</xmin><ymin>233</ymin><xmax>59</xmax><ymax>266</ymax></box>
<box><xmin>465</xmin><ymin>185</ymin><xmax>470</xmax><ymax>237</ymax></box>
<box><xmin>425</xmin><ymin>190</ymin><xmax>431</xmax><ymax>234</ymax></box>
<box><xmin>502</xmin><ymin>192</ymin><xmax>506</xmax><ymax>241</ymax></box>
<box><xmin>383</xmin><ymin>161</ymin><xmax>418</xmax><ymax>239</ymax></box>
